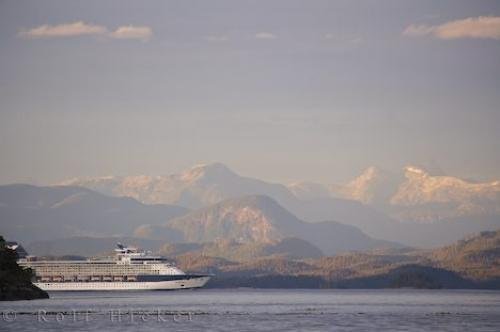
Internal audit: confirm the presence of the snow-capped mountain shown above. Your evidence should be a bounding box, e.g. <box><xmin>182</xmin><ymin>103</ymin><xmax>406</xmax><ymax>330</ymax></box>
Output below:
<box><xmin>59</xmin><ymin>163</ymin><xmax>401</xmax><ymax>241</ymax></box>
<box><xmin>331</xmin><ymin>165</ymin><xmax>500</xmax><ymax>222</ymax></box>
<box><xmin>389</xmin><ymin>166</ymin><xmax>500</xmax><ymax>222</ymax></box>
<box><xmin>391</xmin><ymin>166</ymin><xmax>500</xmax><ymax>207</ymax></box>
<box><xmin>60</xmin><ymin>163</ymin><xmax>296</xmax><ymax>209</ymax></box>
<box><xmin>286</xmin><ymin>181</ymin><xmax>331</xmax><ymax>201</ymax></box>
<box><xmin>60</xmin><ymin>162</ymin><xmax>500</xmax><ymax>223</ymax></box>
<box><xmin>329</xmin><ymin>166</ymin><xmax>402</xmax><ymax>206</ymax></box>
<box><xmin>57</xmin><ymin>162</ymin><xmax>500</xmax><ymax>246</ymax></box>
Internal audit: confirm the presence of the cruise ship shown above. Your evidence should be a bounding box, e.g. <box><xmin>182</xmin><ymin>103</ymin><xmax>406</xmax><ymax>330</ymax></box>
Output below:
<box><xmin>17</xmin><ymin>244</ymin><xmax>211</xmax><ymax>291</ymax></box>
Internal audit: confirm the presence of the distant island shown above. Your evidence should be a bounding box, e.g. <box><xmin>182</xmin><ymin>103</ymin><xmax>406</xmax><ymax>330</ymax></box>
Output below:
<box><xmin>0</xmin><ymin>236</ymin><xmax>48</xmax><ymax>301</ymax></box>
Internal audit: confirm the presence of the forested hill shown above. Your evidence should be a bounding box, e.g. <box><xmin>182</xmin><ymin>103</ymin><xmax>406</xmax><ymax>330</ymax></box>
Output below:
<box><xmin>0</xmin><ymin>236</ymin><xmax>48</xmax><ymax>301</ymax></box>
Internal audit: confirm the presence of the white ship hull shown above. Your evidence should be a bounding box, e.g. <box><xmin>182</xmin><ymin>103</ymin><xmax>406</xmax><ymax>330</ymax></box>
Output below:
<box><xmin>35</xmin><ymin>276</ymin><xmax>210</xmax><ymax>291</ymax></box>
<box><xmin>21</xmin><ymin>243</ymin><xmax>212</xmax><ymax>292</ymax></box>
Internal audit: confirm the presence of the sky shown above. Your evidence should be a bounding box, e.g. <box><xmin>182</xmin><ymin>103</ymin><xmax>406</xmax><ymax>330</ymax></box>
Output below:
<box><xmin>0</xmin><ymin>0</ymin><xmax>499</xmax><ymax>185</ymax></box>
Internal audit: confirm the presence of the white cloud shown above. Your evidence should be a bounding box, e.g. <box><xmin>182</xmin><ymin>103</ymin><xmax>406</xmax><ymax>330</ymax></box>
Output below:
<box><xmin>402</xmin><ymin>25</ymin><xmax>435</xmax><ymax>37</ymax></box>
<box><xmin>18</xmin><ymin>21</ymin><xmax>107</xmax><ymax>38</ymax></box>
<box><xmin>254</xmin><ymin>32</ymin><xmax>277</xmax><ymax>40</ymax></box>
<box><xmin>109</xmin><ymin>26</ymin><xmax>153</xmax><ymax>41</ymax></box>
<box><xmin>205</xmin><ymin>35</ymin><xmax>229</xmax><ymax>42</ymax></box>
<box><xmin>403</xmin><ymin>16</ymin><xmax>500</xmax><ymax>40</ymax></box>
<box><xmin>19</xmin><ymin>21</ymin><xmax>153</xmax><ymax>41</ymax></box>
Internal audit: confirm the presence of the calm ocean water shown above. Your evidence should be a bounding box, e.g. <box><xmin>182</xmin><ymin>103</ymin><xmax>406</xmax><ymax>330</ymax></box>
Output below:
<box><xmin>1</xmin><ymin>289</ymin><xmax>500</xmax><ymax>331</ymax></box>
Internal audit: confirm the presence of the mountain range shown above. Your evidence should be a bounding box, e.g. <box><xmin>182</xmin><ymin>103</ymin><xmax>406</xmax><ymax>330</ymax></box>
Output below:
<box><xmin>2</xmin><ymin>177</ymin><xmax>498</xmax><ymax>288</ymax></box>
<box><xmin>0</xmin><ymin>184</ymin><xmax>396</xmax><ymax>255</ymax></box>
<box><xmin>136</xmin><ymin>195</ymin><xmax>397</xmax><ymax>255</ymax></box>
<box><xmin>330</xmin><ymin>165</ymin><xmax>500</xmax><ymax>222</ymax></box>
<box><xmin>58</xmin><ymin>162</ymin><xmax>500</xmax><ymax>247</ymax></box>
<box><xmin>1</xmin><ymin>162</ymin><xmax>498</xmax><ymax>250</ymax></box>
<box><xmin>61</xmin><ymin>163</ymin><xmax>500</xmax><ymax>223</ymax></box>
<box><xmin>0</xmin><ymin>184</ymin><xmax>187</xmax><ymax>244</ymax></box>
<box><xmin>60</xmin><ymin>163</ymin><xmax>295</xmax><ymax>209</ymax></box>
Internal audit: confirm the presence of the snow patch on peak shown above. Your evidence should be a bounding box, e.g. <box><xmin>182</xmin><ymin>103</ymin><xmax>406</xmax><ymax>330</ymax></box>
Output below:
<box><xmin>58</xmin><ymin>176</ymin><xmax>123</xmax><ymax>197</ymax></box>
<box><xmin>287</xmin><ymin>181</ymin><xmax>331</xmax><ymax>200</ymax></box>
<box><xmin>359</xmin><ymin>166</ymin><xmax>380</xmax><ymax>178</ymax></box>
<box><xmin>59</xmin><ymin>175</ymin><xmax>120</xmax><ymax>186</ymax></box>
<box><xmin>404</xmin><ymin>166</ymin><xmax>429</xmax><ymax>178</ymax></box>
<box><xmin>180</xmin><ymin>162</ymin><xmax>236</xmax><ymax>182</ymax></box>
<box><xmin>348</xmin><ymin>166</ymin><xmax>383</xmax><ymax>186</ymax></box>
<box><xmin>392</xmin><ymin>168</ymin><xmax>500</xmax><ymax>208</ymax></box>
<box><xmin>331</xmin><ymin>166</ymin><xmax>400</xmax><ymax>205</ymax></box>
<box><xmin>121</xmin><ymin>175</ymin><xmax>155</xmax><ymax>186</ymax></box>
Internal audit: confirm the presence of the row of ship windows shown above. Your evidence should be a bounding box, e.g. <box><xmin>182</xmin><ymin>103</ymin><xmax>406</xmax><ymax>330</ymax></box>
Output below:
<box><xmin>31</xmin><ymin>267</ymin><xmax>160</xmax><ymax>271</ymax></box>
<box><xmin>24</xmin><ymin>264</ymin><xmax>159</xmax><ymax>268</ymax></box>
<box><xmin>27</xmin><ymin>267</ymin><xmax>162</xmax><ymax>272</ymax></box>
<box><xmin>39</xmin><ymin>282</ymin><xmax>146</xmax><ymax>286</ymax></box>
<box><xmin>37</xmin><ymin>277</ymin><xmax>141</xmax><ymax>282</ymax></box>
<box><xmin>35</xmin><ymin>272</ymin><xmax>161</xmax><ymax>276</ymax></box>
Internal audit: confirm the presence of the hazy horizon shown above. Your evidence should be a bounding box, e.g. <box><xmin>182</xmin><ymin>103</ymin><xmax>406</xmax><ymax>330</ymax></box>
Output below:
<box><xmin>1</xmin><ymin>0</ymin><xmax>500</xmax><ymax>185</ymax></box>
<box><xmin>1</xmin><ymin>160</ymin><xmax>498</xmax><ymax>188</ymax></box>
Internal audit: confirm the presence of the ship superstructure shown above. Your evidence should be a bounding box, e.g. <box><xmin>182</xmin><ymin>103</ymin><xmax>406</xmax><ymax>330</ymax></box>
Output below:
<box><xmin>18</xmin><ymin>243</ymin><xmax>210</xmax><ymax>291</ymax></box>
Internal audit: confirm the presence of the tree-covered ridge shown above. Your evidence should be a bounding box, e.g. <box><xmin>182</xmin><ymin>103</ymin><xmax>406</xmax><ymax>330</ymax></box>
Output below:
<box><xmin>428</xmin><ymin>230</ymin><xmax>500</xmax><ymax>280</ymax></box>
<box><xmin>0</xmin><ymin>236</ymin><xmax>48</xmax><ymax>301</ymax></box>
<box><xmin>172</xmin><ymin>230</ymin><xmax>500</xmax><ymax>289</ymax></box>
